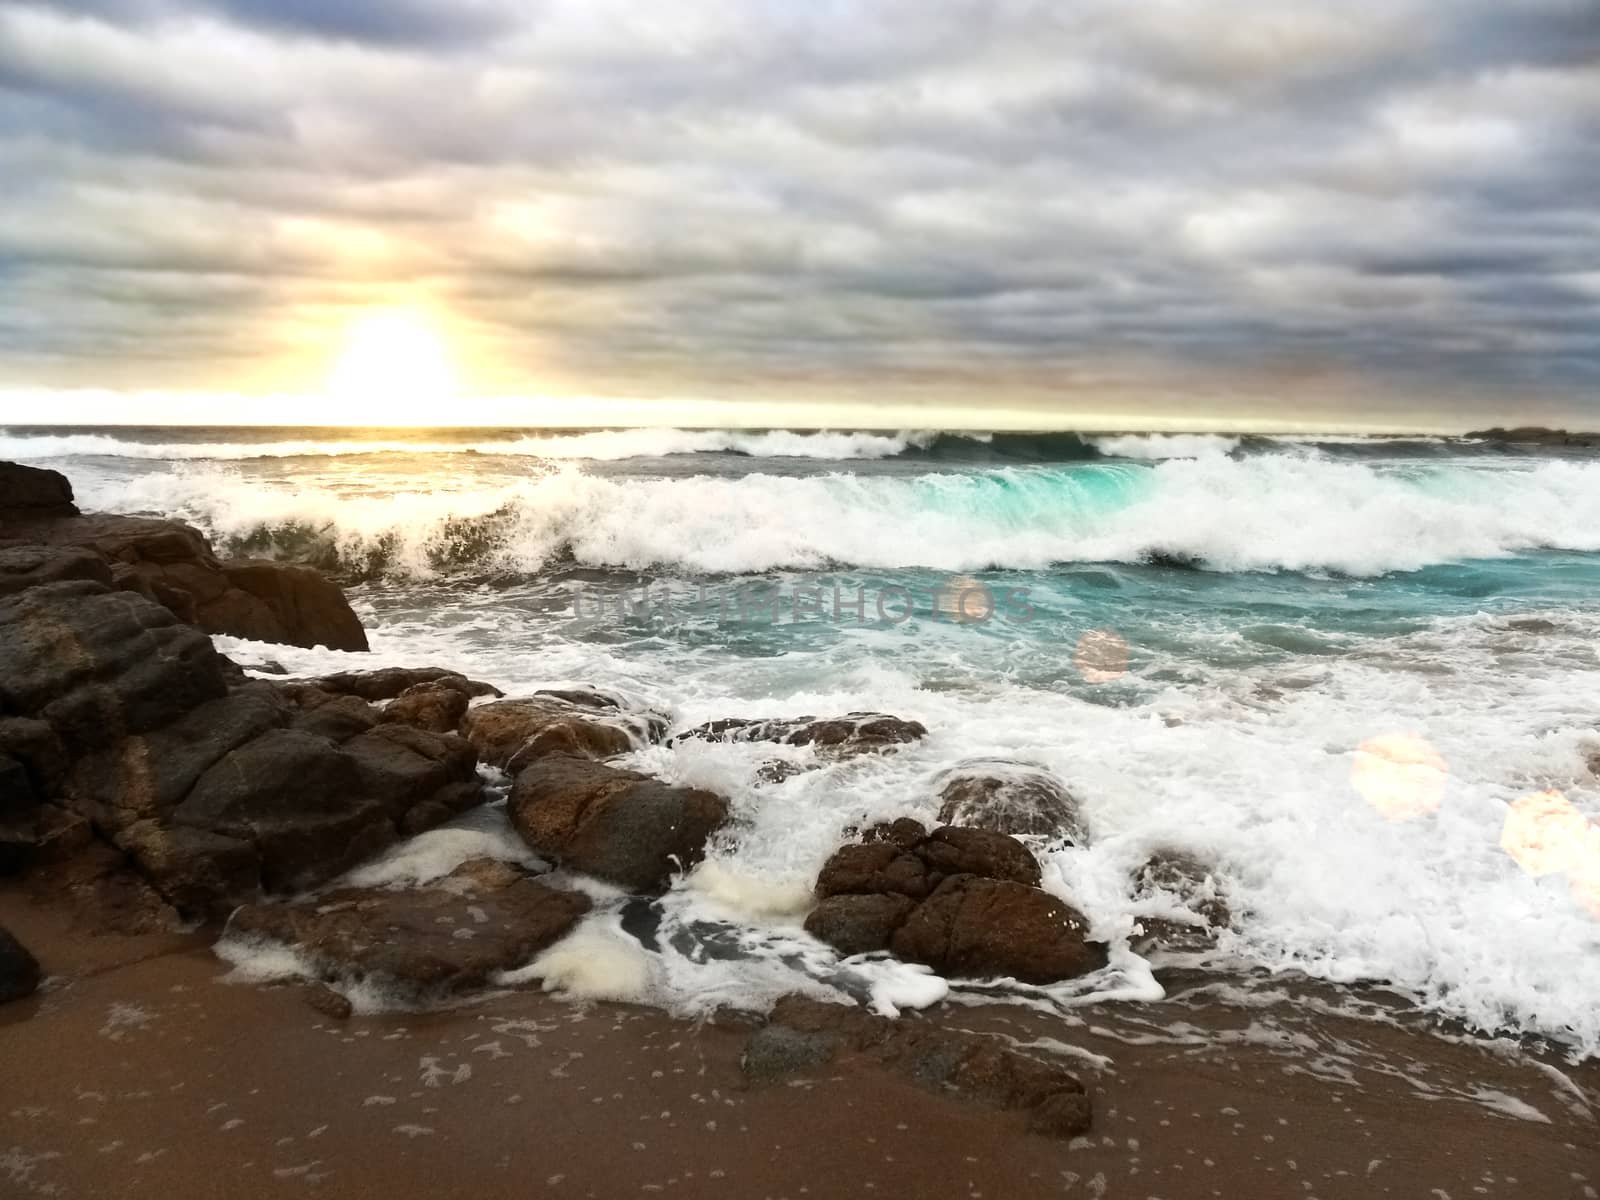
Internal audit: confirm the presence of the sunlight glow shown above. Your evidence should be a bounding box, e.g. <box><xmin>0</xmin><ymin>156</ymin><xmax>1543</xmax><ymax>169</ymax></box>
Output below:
<box><xmin>327</xmin><ymin>310</ymin><xmax>456</xmax><ymax>424</ymax></box>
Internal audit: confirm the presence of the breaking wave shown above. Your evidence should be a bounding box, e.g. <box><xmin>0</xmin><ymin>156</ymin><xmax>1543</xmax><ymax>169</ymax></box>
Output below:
<box><xmin>77</xmin><ymin>455</ymin><xmax>1600</xmax><ymax>580</ymax></box>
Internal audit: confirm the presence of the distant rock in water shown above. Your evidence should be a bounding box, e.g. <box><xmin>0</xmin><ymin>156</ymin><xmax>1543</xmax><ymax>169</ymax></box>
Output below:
<box><xmin>677</xmin><ymin>712</ymin><xmax>927</xmax><ymax>756</ymax></box>
<box><xmin>0</xmin><ymin>461</ymin><xmax>368</xmax><ymax>651</ymax></box>
<box><xmin>935</xmin><ymin>759</ymin><xmax>1087</xmax><ymax>842</ymax></box>
<box><xmin>1465</xmin><ymin>426</ymin><xmax>1600</xmax><ymax>447</ymax></box>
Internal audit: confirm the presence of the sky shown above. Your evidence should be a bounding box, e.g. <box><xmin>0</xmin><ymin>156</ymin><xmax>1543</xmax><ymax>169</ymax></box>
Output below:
<box><xmin>0</xmin><ymin>0</ymin><xmax>1596</xmax><ymax>429</ymax></box>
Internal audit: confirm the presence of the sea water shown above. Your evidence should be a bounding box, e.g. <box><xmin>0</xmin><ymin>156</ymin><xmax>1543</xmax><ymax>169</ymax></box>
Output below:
<box><xmin>7</xmin><ymin>425</ymin><xmax>1600</xmax><ymax>1052</ymax></box>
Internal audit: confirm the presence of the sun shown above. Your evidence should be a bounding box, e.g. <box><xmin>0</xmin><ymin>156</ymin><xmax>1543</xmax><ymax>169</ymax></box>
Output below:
<box><xmin>327</xmin><ymin>309</ymin><xmax>457</xmax><ymax>424</ymax></box>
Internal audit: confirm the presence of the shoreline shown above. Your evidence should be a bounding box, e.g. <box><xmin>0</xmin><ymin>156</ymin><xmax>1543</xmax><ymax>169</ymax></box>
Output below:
<box><xmin>4</xmin><ymin>890</ymin><xmax>1596</xmax><ymax>1200</ymax></box>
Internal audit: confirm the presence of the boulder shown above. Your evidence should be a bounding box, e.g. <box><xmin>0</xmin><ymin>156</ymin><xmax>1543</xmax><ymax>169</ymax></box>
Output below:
<box><xmin>680</xmin><ymin>712</ymin><xmax>926</xmax><ymax>756</ymax></box>
<box><xmin>890</xmin><ymin>875</ymin><xmax>1105</xmax><ymax>984</ymax></box>
<box><xmin>0</xmin><ymin>924</ymin><xmax>42</xmax><ymax>1004</ymax></box>
<box><xmin>0</xmin><ymin>581</ymin><xmax>229</xmax><ymax>755</ymax></box>
<box><xmin>0</xmin><ymin>545</ymin><xmax>111</xmax><ymax>596</ymax></box>
<box><xmin>381</xmin><ymin>679</ymin><xmax>472</xmax><ymax>734</ymax></box>
<box><xmin>935</xmin><ymin>759</ymin><xmax>1087</xmax><ymax>841</ymax></box>
<box><xmin>0</xmin><ymin>461</ymin><xmax>76</xmax><ymax>520</ymax></box>
<box><xmin>462</xmin><ymin>695</ymin><xmax>656</xmax><ymax>771</ymax></box>
<box><xmin>286</xmin><ymin>689</ymin><xmax>382</xmax><ymax>743</ymax></box>
<box><xmin>860</xmin><ymin>817</ymin><xmax>929</xmax><ymax>850</ymax></box>
<box><xmin>341</xmin><ymin>723</ymin><xmax>484</xmax><ymax>835</ymax></box>
<box><xmin>508</xmin><ymin>753</ymin><xmax>729</xmax><ymax>892</ymax></box>
<box><xmin>815</xmin><ymin>842</ymin><xmax>933</xmax><ymax>900</ymax></box>
<box><xmin>754</xmin><ymin>996</ymin><xmax>1091</xmax><ymax>1138</ymax></box>
<box><xmin>9</xmin><ymin>505</ymin><xmax>368</xmax><ymax>651</ymax></box>
<box><xmin>803</xmin><ymin>892</ymin><xmax>916</xmax><ymax>956</ymax></box>
<box><xmin>915</xmin><ymin>826</ymin><xmax>1041</xmax><ymax>888</ymax></box>
<box><xmin>227</xmin><ymin>859</ymin><xmax>590</xmax><ymax>998</ymax></box>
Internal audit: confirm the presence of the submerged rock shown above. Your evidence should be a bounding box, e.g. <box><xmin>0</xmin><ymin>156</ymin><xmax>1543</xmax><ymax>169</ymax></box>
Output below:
<box><xmin>227</xmin><ymin>859</ymin><xmax>590</xmax><ymax>998</ymax></box>
<box><xmin>890</xmin><ymin>875</ymin><xmax>1104</xmax><ymax>985</ymax></box>
<box><xmin>935</xmin><ymin>759</ymin><xmax>1086</xmax><ymax>842</ymax></box>
<box><xmin>1130</xmin><ymin>850</ymin><xmax>1231</xmax><ymax>950</ymax></box>
<box><xmin>508</xmin><ymin>753</ymin><xmax>729</xmax><ymax>892</ymax></box>
<box><xmin>462</xmin><ymin>693</ymin><xmax>661</xmax><ymax>771</ymax></box>
<box><xmin>0</xmin><ymin>924</ymin><xmax>42</xmax><ymax>1004</ymax></box>
<box><xmin>752</xmin><ymin>995</ymin><xmax>1092</xmax><ymax>1138</ymax></box>
<box><xmin>679</xmin><ymin>712</ymin><xmax>926</xmax><ymax>756</ymax></box>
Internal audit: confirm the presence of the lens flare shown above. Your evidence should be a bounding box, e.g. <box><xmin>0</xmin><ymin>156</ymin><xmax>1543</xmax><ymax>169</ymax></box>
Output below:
<box><xmin>1075</xmin><ymin>628</ymin><xmax>1130</xmax><ymax>684</ymax></box>
<box><xmin>1350</xmin><ymin>734</ymin><xmax>1447</xmax><ymax>821</ymax></box>
<box><xmin>1500</xmin><ymin>790</ymin><xmax>1591</xmax><ymax>878</ymax></box>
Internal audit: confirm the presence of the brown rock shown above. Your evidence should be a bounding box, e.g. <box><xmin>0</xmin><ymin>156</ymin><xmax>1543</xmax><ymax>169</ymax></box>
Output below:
<box><xmin>815</xmin><ymin>842</ymin><xmax>933</xmax><ymax>900</ymax></box>
<box><xmin>935</xmin><ymin>759</ymin><xmax>1087</xmax><ymax>841</ymax></box>
<box><xmin>508</xmin><ymin>753</ymin><xmax>729</xmax><ymax>892</ymax></box>
<box><xmin>462</xmin><ymin>696</ymin><xmax>639</xmax><ymax>770</ymax></box>
<box><xmin>0</xmin><ymin>461</ymin><xmax>77</xmax><ymax>520</ymax></box>
<box><xmin>227</xmin><ymin>859</ymin><xmax>590</xmax><ymax>998</ymax></box>
<box><xmin>757</xmin><ymin>995</ymin><xmax>1091</xmax><ymax>1138</ymax></box>
<box><xmin>381</xmin><ymin>679</ymin><xmax>472</xmax><ymax>734</ymax></box>
<box><xmin>890</xmin><ymin>876</ymin><xmax>1105</xmax><ymax>984</ymax></box>
<box><xmin>287</xmin><ymin>689</ymin><xmax>382</xmax><ymax>743</ymax></box>
<box><xmin>860</xmin><ymin>817</ymin><xmax>928</xmax><ymax>850</ymax></box>
<box><xmin>0</xmin><ymin>923</ymin><xmax>42</xmax><ymax>1004</ymax></box>
<box><xmin>915</xmin><ymin>826</ymin><xmax>1041</xmax><ymax>887</ymax></box>
<box><xmin>804</xmin><ymin>892</ymin><xmax>916</xmax><ymax>955</ymax></box>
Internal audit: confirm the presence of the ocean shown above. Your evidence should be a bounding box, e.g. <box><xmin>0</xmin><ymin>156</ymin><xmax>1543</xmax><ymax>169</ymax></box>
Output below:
<box><xmin>6</xmin><ymin>424</ymin><xmax>1600</xmax><ymax>1056</ymax></box>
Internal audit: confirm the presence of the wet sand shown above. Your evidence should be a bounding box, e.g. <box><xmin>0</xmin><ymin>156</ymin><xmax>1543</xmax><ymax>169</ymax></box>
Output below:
<box><xmin>3</xmin><ymin>890</ymin><xmax>1596</xmax><ymax>1200</ymax></box>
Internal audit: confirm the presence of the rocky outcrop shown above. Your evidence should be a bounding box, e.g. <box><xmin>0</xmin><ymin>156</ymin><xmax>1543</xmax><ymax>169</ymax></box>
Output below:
<box><xmin>0</xmin><ymin>461</ymin><xmax>77</xmax><ymax>520</ymax></box>
<box><xmin>1</xmin><ymin>577</ymin><xmax>485</xmax><ymax>918</ymax></box>
<box><xmin>935</xmin><ymin>759</ymin><xmax>1086</xmax><ymax>841</ymax></box>
<box><xmin>805</xmin><ymin>820</ymin><xmax>1106</xmax><ymax>983</ymax></box>
<box><xmin>745</xmin><ymin>995</ymin><xmax>1091</xmax><ymax>1138</ymax></box>
<box><xmin>299</xmin><ymin>667</ymin><xmax>502</xmax><ymax>703</ymax></box>
<box><xmin>678</xmin><ymin>712</ymin><xmax>926</xmax><ymax>757</ymax></box>
<box><xmin>463</xmin><ymin>691</ymin><xmax>664</xmax><ymax>771</ymax></box>
<box><xmin>508</xmin><ymin>753</ymin><xmax>729</xmax><ymax>892</ymax></box>
<box><xmin>227</xmin><ymin>859</ymin><xmax>590</xmax><ymax>999</ymax></box>
<box><xmin>0</xmin><ymin>924</ymin><xmax>41</xmax><ymax>1004</ymax></box>
<box><xmin>0</xmin><ymin>461</ymin><xmax>368</xmax><ymax>651</ymax></box>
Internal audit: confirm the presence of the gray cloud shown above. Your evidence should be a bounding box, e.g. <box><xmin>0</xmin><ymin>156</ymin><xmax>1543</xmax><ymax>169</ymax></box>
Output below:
<box><xmin>0</xmin><ymin>0</ymin><xmax>1596</xmax><ymax>424</ymax></box>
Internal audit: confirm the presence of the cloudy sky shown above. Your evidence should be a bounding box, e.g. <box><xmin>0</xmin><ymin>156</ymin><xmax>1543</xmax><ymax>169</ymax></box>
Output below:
<box><xmin>0</xmin><ymin>0</ymin><xmax>1596</xmax><ymax>428</ymax></box>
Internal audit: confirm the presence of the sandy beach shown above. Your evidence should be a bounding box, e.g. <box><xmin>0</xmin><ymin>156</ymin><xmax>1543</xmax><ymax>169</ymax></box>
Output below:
<box><xmin>5</xmin><ymin>889</ymin><xmax>1596</xmax><ymax>1200</ymax></box>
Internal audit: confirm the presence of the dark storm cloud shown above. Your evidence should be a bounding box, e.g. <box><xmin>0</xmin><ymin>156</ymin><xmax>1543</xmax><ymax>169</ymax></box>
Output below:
<box><xmin>0</xmin><ymin>0</ymin><xmax>1596</xmax><ymax>422</ymax></box>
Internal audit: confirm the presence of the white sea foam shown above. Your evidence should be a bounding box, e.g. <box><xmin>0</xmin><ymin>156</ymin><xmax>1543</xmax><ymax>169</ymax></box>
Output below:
<box><xmin>75</xmin><ymin>453</ymin><xmax>1600</xmax><ymax>578</ymax></box>
<box><xmin>1091</xmin><ymin>433</ymin><xmax>1241</xmax><ymax>459</ymax></box>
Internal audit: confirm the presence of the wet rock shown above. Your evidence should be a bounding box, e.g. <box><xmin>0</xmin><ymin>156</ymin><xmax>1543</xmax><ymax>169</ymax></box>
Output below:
<box><xmin>753</xmin><ymin>760</ymin><xmax>810</xmax><ymax>786</ymax></box>
<box><xmin>890</xmin><ymin>876</ymin><xmax>1105</xmax><ymax>984</ymax></box>
<box><xmin>804</xmin><ymin>892</ymin><xmax>917</xmax><ymax>956</ymax></box>
<box><xmin>0</xmin><ymin>924</ymin><xmax>42</xmax><ymax>1004</ymax></box>
<box><xmin>860</xmin><ymin>817</ymin><xmax>928</xmax><ymax>851</ymax></box>
<box><xmin>760</xmin><ymin>996</ymin><xmax>1091</xmax><ymax>1137</ymax></box>
<box><xmin>302</xmin><ymin>666</ymin><xmax>502</xmax><ymax>703</ymax></box>
<box><xmin>227</xmin><ymin>859</ymin><xmax>590</xmax><ymax>998</ymax></box>
<box><xmin>12</xmin><ymin>509</ymin><xmax>368</xmax><ymax>651</ymax></box>
<box><xmin>679</xmin><ymin>712</ymin><xmax>927</xmax><ymax>757</ymax></box>
<box><xmin>740</xmin><ymin>1024</ymin><xmax>841</xmax><ymax>1083</ymax></box>
<box><xmin>462</xmin><ymin>695</ymin><xmax>649</xmax><ymax>771</ymax></box>
<box><xmin>508</xmin><ymin>753</ymin><xmax>729</xmax><ymax>892</ymax></box>
<box><xmin>815</xmin><ymin>842</ymin><xmax>933</xmax><ymax>900</ymax></box>
<box><xmin>22</xmin><ymin>841</ymin><xmax>181</xmax><ymax>935</ymax></box>
<box><xmin>935</xmin><ymin>759</ymin><xmax>1086</xmax><ymax>841</ymax></box>
<box><xmin>286</xmin><ymin>689</ymin><xmax>382</xmax><ymax>743</ymax></box>
<box><xmin>0</xmin><ymin>461</ymin><xmax>77</xmax><ymax>520</ymax></box>
<box><xmin>301</xmin><ymin>982</ymin><xmax>354</xmax><ymax>1021</ymax></box>
<box><xmin>0</xmin><ymin>545</ymin><xmax>112</xmax><ymax>596</ymax></box>
<box><xmin>0</xmin><ymin>581</ymin><xmax>229</xmax><ymax>755</ymax></box>
<box><xmin>342</xmin><ymin>723</ymin><xmax>484</xmax><ymax>835</ymax></box>
<box><xmin>381</xmin><ymin>679</ymin><xmax>473</xmax><ymax>734</ymax></box>
<box><xmin>1130</xmin><ymin>850</ymin><xmax>1230</xmax><ymax>949</ymax></box>
<box><xmin>915</xmin><ymin>826</ymin><xmax>1041</xmax><ymax>888</ymax></box>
